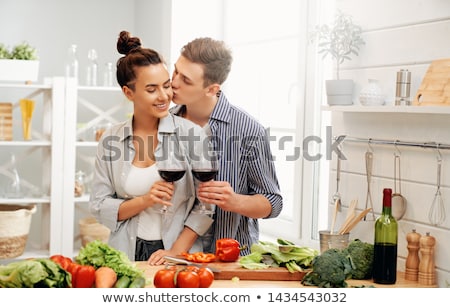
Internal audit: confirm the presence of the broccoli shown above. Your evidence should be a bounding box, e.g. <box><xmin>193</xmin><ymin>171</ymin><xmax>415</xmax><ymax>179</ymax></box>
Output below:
<box><xmin>301</xmin><ymin>248</ymin><xmax>353</xmax><ymax>288</ymax></box>
<box><xmin>344</xmin><ymin>239</ymin><xmax>374</xmax><ymax>279</ymax></box>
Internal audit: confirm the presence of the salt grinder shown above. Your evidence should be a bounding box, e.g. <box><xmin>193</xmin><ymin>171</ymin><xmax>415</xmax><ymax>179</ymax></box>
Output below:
<box><xmin>418</xmin><ymin>232</ymin><xmax>436</xmax><ymax>285</ymax></box>
<box><xmin>395</xmin><ymin>69</ymin><xmax>411</xmax><ymax>106</ymax></box>
<box><xmin>405</xmin><ymin>229</ymin><xmax>421</xmax><ymax>281</ymax></box>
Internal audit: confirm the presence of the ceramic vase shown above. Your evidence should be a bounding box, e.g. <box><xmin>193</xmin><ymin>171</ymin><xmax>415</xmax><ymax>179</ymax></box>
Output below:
<box><xmin>359</xmin><ymin>79</ymin><xmax>385</xmax><ymax>106</ymax></box>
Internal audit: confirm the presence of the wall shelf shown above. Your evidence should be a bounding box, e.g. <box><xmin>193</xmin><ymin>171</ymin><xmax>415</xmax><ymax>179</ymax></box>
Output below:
<box><xmin>321</xmin><ymin>105</ymin><xmax>450</xmax><ymax>114</ymax></box>
<box><xmin>0</xmin><ymin>141</ymin><xmax>51</xmax><ymax>146</ymax></box>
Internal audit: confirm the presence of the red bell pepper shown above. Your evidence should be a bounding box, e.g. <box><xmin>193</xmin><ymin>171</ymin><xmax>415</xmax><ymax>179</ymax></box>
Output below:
<box><xmin>50</xmin><ymin>254</ymin><xmax>96</xmax><ymax>288</ymax></box>
<box><xmin>215</xmin><ymin>238</ymin><xmax>242</xmax><ymax>262</ymax></box>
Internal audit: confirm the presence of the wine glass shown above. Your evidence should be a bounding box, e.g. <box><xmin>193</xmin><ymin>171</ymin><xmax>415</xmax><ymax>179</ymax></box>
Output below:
<box><xmin>154</xmin><ymin>134</ymin><xmax>187</xmax><ymax>215</ymax></box>
<box><xmin>191</xmin><ymin>141</ymin><xmax>218</xmax><ymax>215</ymax></box>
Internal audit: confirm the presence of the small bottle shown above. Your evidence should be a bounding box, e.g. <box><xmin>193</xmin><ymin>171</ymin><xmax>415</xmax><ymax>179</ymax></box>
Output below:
<box><xmin>5</xmin><ymin>153</ymin><xmax>22</xmax><ymax>198</ymax></box>
<box><xmin>74</xmin><ymin>170</ymin><xmax>86</xmax><ymax>197</ymax></box>
<box><xmin>86</xmin><ymin>49</ymin><xmax>98</xmax><ymax>86</ymax></box>
<box><xmin>103</xmin><ymin>62</ymin><xmax>114</xmax><ymax>87</ymax></box>
<box><xmin>373</xmin><ymin>188</ymin><xmax>398</xmax><ymax>284</ymax></box>
<box><xmin>65</xmin><ymin>44</ymin><xmax>79</xmax><ymax>81</ymax></box>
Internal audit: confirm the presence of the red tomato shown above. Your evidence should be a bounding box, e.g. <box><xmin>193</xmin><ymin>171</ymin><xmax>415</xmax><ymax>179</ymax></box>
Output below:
<box><xmin>176</xmin><ymin>270</ymin><xmax>200</xmax><ymax>288</ymax></box>
<box><xmin>50</xmin><ymin>254</ymin><xmax>72</xmax><ymax>270</ymax></box>
<box><xmin>153</xmin><ymin>268</ymin><xmax>176</xmax><ymax>288</ymax></box>
<box><xmin>197</xmin><ymin>267</ymin><xmax>214</xmax><ymax>288</ymax></box>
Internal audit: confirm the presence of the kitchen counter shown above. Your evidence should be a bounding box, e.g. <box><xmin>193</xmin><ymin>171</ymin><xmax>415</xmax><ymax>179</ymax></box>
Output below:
<box><xmin>136</xmin><ymin>262</ymin><xmax>435</xmax><ymax>288</ymax></box>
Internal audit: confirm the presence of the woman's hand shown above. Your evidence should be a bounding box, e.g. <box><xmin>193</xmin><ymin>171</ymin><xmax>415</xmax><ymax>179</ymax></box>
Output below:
<box><xmin>142</xmin><ymin>180</ymin><xmax>174</xmax><ymax>208</ymax></box>
<box><xmin>147</xmin><ymin>248</ymin><xmax>175</xmax><ymax>265</ymax></box>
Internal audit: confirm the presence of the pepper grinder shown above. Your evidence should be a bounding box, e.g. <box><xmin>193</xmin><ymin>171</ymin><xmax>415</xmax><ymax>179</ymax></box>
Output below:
<box><xmin>405</xmin><ymin>229</ymin><xmax>421</xmax><ymax>281</ymax></box>
<box><xmin>418</xmin><ymin>232</ymin><xmax>436</xmax><ymax>285</ymax></box>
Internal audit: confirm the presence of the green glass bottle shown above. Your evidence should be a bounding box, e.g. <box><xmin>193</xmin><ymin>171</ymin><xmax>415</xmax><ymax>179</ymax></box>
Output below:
<box><xmin>373</xmin><ymin>188</ymin><xmax>398</xmax><ymax>284</ymax></box>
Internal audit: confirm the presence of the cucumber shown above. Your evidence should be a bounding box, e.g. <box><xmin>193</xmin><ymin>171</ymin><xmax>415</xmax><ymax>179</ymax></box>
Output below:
<box><xmin>128</xmin><ymin>276</ymin><xmax>146</xmax><ymax>288</ymax></box>
<box><xmin>114</xmin><ymin>275</ymin><xmax>131</xmax><ymax>288</ymax></box>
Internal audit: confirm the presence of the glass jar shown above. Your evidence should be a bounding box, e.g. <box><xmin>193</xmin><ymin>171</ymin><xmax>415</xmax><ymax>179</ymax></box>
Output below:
<box><xmin>93</xmin><ymin>122</ymin><xmax>112</xmax><ymax>142</ymax></box>
<box><xmin>74</xmin><ymin>170</ymin><xmax>86</xmax><ymax>197</ymax></box>
<box><xmin>359</xmin><ymin>79</ymin><xmax>385</xmax><ymax>106</ymax></box>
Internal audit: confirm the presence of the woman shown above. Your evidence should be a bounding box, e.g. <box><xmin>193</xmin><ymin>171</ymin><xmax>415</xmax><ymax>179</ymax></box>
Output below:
<box><xmin>89</xmin><ymin>31</ymin><xmax>213</xmax><ymax>265</ymax></box>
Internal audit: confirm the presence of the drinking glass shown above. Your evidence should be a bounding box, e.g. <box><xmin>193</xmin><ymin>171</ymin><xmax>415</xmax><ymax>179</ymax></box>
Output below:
<box><xmin>19</xmin><ymin>99</ymin><xmax>35</xmax><ymax>141</ymax></box>
<box><xmin>191</xmin><ymin>141</ymin><xmax>218</xmax><ymax>215</ymax></box>
<box><xmin>154</xmin><ymin>134</ymin><xmax>186</xmax><ymax>215</ymax></box>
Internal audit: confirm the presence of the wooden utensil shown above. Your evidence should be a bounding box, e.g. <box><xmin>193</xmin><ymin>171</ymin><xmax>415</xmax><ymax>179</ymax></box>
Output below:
<box><xmin>330</xmin><ymin>198</ymin><xmax>340</xmax><ymax>234</ymax></box>
<box><xmin>339</xmin><ymin>207</ymin><xmax>373</xmax><ymax>234</ymax></box>
<box><xmin>337</xmin><ymin>199</ymin><xmax>357</xmax><ymax>234</ymax></box>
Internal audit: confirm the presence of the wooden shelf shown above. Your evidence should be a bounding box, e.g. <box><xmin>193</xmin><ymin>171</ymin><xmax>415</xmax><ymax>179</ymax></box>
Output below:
<box><xmin>0</xmin><ymin>140</ymin><xmax>51</xmax><ymax>146</ymax></box>
<box><xmin>0</xmin><ymin>197</ymin><xmax>51</xmax><ymax>204</ymax></box>
<box><xmin>321</xmin><ymin>105</ymin><xmax>450</xmax><ymax>114</ymax></box>
<box><xmin>0</xmin><ymin>83</ymin><xmax>51</xmax><ymax>90</ymax></box>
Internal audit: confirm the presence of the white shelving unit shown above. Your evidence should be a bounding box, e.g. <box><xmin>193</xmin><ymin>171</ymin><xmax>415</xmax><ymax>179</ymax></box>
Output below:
<box><xmin>63</xmin><ymin>81</ymin><xmax>126</xmax><ymax>256</ymax></box>
<box><xmin>321</xmin><ymin>105</ymin><xmax>450</xmax><ymax>114</ymax></box>
<box><xmin>0</xmin><ymin>78</ymin><xmax>66</xmax><ymax>260</ymax></box>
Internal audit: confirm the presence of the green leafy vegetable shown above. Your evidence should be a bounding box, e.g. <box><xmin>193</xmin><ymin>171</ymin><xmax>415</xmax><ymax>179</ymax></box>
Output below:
<box><xmin>239</xmin><ymin>239</ymin><xmax>318</xmax><ymax>273</ymax></box>
<box><xmin>0</xmin><ymin>259</ymin><xmax>71</xmax><ymax>288</ymax></box>
<box><xmin>76</xmin><ymin>240</ymin><xmax>144</xmax><ymax>280</ymax></box>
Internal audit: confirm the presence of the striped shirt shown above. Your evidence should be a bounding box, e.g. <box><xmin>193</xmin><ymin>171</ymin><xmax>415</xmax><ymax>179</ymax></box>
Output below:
<box><xmin>171</xmin><ymin>92</ymin><xmax>283</xmax><ymax>254</ymax></box>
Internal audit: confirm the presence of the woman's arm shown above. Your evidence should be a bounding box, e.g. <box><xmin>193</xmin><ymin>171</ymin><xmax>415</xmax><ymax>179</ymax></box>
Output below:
<box><xmin>147</xmin><ymin>226</ymin><xmax>198</xmax><ymax>265</ymax></box>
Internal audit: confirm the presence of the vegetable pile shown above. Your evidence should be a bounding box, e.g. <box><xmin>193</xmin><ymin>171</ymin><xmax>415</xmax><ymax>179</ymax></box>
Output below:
<box><xmin>75</xmin><ymin>240</ymin><xmax>146</xmax><ymax>287</ymax></box>
<box><xmin>238</xmin><ymin>238</ymin><xmax>319</xmax><ymax>273</ymax></box>
<box><xmin>50</xmin><ymin>254</ymin><xmax>96</xmax><ymax>288</ymax></box>
<box><xmin>0</xmin><ymin>258</ymin><xmax>71</xmax><ymax>288</ymax></box>
<box><xmin>301</xmin><ymin>239</ymin><xmax>374</xmax><ymax>288</ymax></box>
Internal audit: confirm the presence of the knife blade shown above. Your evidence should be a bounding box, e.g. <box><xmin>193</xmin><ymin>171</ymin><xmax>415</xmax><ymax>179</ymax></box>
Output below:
<box><xmin>163</xmin><ymin>256</ymin><xmax>221</xmax><ymax>273</ymax></box>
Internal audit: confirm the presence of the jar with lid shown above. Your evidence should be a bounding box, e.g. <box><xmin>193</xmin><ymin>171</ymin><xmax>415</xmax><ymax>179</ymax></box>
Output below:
<box><xmin>74</xmin><ymin>170</ymin><xmax>86</xmax><ymax>197</ymax></box>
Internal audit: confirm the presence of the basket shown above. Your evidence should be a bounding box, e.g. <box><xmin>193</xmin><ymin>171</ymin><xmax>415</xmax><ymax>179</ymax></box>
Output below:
<box><xmin>0</xmin><ymin>204</ymin><xmax>36</xmax><ymax>259</ymax></box>
<box><xmin>79</xmin><ymin>217</ymin><xmax>110</xmax><ymax>247</ymax></box>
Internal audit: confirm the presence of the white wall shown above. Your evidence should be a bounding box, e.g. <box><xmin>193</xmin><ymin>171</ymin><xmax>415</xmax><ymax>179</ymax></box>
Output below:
<box><xmin>327</xmin><ymin>0</ymin><xmax>450</xmax><ymax>287</ymax></box>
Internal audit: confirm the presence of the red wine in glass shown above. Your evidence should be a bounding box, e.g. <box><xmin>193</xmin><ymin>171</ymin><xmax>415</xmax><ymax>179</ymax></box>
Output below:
<box><xmin>158</xmin><ymin>169</ymin><xmax>186</xmax><ymax>182</ymax></box>
<box><xmin>192</xmin><ymin>169</ymin><xmax>217</xmax><ymax>182</ymax></box>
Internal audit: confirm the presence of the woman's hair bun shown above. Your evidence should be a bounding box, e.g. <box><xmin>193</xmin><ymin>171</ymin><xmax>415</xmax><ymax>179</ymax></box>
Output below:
<box><xmin>117</xmin><ymin>30</ymin><xmax>142</xmax><ymax>55</ymax></box>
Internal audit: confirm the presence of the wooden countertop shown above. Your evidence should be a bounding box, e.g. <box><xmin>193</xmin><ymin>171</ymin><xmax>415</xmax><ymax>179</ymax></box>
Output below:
<box><xmin>136</xmin><ymin>262</ymin><xmax>435</xmax><ymax>288</ymax></box>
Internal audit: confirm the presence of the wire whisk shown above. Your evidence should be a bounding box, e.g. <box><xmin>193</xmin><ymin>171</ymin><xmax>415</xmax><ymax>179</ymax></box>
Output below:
<box><xmin>428</xmin><ymin>149</ymin><xmax>445</xmax><ymax>226</ymax></box>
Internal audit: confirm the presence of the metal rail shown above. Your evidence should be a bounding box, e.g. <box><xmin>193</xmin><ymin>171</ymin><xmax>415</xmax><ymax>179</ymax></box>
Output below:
<box><xmin>337</xmin><ymin>135</ymin><xmax>450</xmax><ymax>151</ymax></box>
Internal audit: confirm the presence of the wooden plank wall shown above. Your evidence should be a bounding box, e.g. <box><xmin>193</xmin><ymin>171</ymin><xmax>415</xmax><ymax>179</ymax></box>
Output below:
<box><xmin>327</xmin><ymin>0</ymin><xmax>450</xmax><ymax>287</ymax></box>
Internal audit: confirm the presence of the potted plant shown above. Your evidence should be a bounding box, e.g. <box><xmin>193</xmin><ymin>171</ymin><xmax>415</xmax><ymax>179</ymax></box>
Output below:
<box><xmin>312</xmin><ymin>11</ymin><xmax>365</xmax><ymax>105</ymax></box>
<box><xmin>0</xmin><ymin>42</ymin><xmax>39</xmax><ymax>83</ymax></box>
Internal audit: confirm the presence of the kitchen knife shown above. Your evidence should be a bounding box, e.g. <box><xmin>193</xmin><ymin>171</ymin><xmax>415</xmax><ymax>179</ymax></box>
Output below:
<box><xmin>163</xmin><ymin>256</ymin><xmax>221</xmax><ymax>273</ymax></box>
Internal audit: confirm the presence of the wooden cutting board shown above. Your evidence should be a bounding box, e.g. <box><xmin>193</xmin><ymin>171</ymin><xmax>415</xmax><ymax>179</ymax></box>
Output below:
<box><xmin>208</xmin><ymin>261</ymin><xmax>307</xmax><ymax>281</ymax></box>
<box><xmin>413</xmin><ymin>58</ymin><xmax>450</xmax><ymax>106</ymax></box>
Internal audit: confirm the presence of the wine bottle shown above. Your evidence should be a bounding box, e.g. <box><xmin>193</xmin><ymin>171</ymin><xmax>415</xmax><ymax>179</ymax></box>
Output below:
<box><xmin>373</xmin><ymin>188</ymin><xmax>398</xmax><ymax>284</ymax></box>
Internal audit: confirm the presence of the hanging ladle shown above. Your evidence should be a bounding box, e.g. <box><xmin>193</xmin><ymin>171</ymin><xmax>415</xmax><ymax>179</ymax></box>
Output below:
<box><xmin>392</xmin><ymin>144</ymin><xmax>407</xmax><ymax>220</ymax></box>
<box><xmin>428</xmin><ymin>145</ymin><xmax>445</xmax><ymax>226</ymax></box>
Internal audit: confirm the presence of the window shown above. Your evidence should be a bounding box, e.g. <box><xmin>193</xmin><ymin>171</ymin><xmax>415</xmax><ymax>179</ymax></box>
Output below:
<box><xmin>169</xmin><ymin>0</ymin><xmax>331</xmax><ymax>247</ymax></box>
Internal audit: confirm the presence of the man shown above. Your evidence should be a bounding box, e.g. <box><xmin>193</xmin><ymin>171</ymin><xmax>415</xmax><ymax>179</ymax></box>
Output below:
<box><xmin>170</xmin><ymin>37</ymin><xmax>283</xmax><ymax>254</ymax></box>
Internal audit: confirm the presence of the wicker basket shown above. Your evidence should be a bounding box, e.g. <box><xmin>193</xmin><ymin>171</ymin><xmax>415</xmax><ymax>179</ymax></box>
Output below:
<box><xmin>0</xmin><ymin>204</ymin><xmax>36</xmax><ymax>259</ymax></box>
<box><xmin>79</xmin><ymin>217</ymin><xmax>110</xmax><ymax>247</ymax></box>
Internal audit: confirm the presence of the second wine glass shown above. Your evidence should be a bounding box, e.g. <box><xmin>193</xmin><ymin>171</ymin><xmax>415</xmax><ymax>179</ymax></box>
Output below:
<box><xmin>191</xmin><ymin>142</ymin><xmax>218</xmax><ymax>215</ymax></box>
<box><xmin>154</xmin><ymin>134</ymin><xmax>186</xmax><ymax>215</ymax></box>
